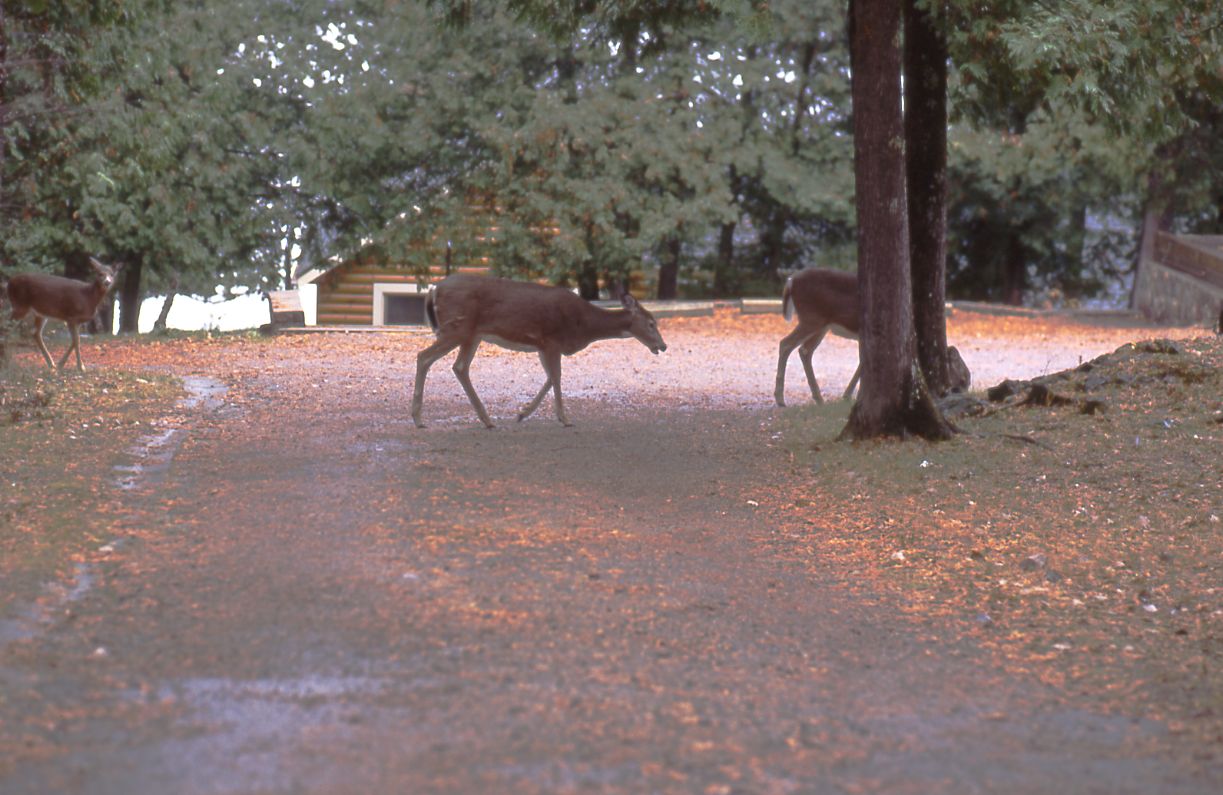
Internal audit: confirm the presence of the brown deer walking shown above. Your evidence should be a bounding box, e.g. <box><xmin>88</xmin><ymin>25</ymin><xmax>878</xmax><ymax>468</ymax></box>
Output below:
<box><xmin>411</xmin><ymin>274</ymin><xmax>667</xmax><ymax>428</ymax></box>
<box><xmin>775</xmin><ymin>267</ymin><xmax>970</xmax><ymax>406</ymax></box>
<box><xmin>775</xmin><ymin>268</ymin><xmax>861</xmax><ymax>406</ymax></box>
<box><xmin>5</xmin><ymin>257</ymin><xmax>119</xmax><ymax>372</ymax></box>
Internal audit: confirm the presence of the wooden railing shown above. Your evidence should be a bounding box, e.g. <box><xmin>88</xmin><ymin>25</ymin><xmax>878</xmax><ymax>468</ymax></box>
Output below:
<box><xmin>1153</xmin><ymin>233</ymin><xmax>1223</xmax><ymax>289</ymax></box>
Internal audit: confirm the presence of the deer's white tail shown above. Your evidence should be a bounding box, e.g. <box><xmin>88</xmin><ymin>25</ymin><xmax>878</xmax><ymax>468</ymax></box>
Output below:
<box><xmin>781</xmin><ymin>276</ymin><xmax>796</xmax><ymax>321</ymax></box>
<box><xmin>424</xmin><ymin>285</ymin><xmax>439</xmax><ymax>333</ymax></box>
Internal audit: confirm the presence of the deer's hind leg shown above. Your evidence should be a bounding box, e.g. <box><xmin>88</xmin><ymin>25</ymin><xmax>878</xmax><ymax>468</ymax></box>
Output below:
<box><xmin>776</xmin><ymin>323</ymin><xmax>825</xmax><ymax>406</ymax></box>
<box><xmin>411</xmin><ymin>337</ymin><xmax>460</xmax><ymax>428</ymax></box>
<box><xmin>796</xmin><ymin>328</ymin><xmax>830</xmax><ymax>404</ymax></box>
<box><xmin>842</xmin><ymin>362</ymin><xmax>862</xmax><ymax>400</ymax></box>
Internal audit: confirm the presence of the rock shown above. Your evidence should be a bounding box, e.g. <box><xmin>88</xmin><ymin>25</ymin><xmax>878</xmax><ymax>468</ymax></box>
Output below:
<box><xmin>1021</xmin><ymin>553</ymin><xmax>1047</xmax><ymax>572</ymax></box>
<box><xmin>1079</xmin><ymin>399</ymin><xmax>1107</xmax><ymax>415</ymax></box>
<box><xmin>1021</xmin><ymin>384</ymin><xmax>1074</xmax><ymax>408</ymax></box>
<box><xmin>987</xmin><ymin>379</ymin><xmax>1027</xmax><ymax>402</ymax></box>
<box><xmin>1136</xmin><ymin>339</ymin><xmax>1182</xmax><ymax>355</ymax></box>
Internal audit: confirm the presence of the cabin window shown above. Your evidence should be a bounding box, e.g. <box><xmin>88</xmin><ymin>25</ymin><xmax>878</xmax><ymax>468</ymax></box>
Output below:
<box><xmin>372</xmin><ymin>282</ymin><xmax>428</xmax><ymax>325</ymax></box>
<box><xmin>384</xmin><ymin>294</ymin><xmax>426</xmax><ymax>325</ymax></box>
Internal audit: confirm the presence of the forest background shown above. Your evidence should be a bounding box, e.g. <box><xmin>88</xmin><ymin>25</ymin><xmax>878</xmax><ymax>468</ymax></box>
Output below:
<box><xmin>1</xmin><ymin>0</ymin><xmax>1220</xmax><ymax>333</ymax></box>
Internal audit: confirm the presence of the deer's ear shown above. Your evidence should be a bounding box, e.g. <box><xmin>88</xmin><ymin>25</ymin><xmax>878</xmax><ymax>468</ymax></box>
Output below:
<box><xmin>620</xmin><ymin>292</ymin><xmax>639</xmax><ymax>311</ymax></box>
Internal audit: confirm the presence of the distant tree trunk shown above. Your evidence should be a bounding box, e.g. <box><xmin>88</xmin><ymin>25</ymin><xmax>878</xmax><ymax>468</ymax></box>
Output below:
<box><xmin>117</xmin><ymin>255</ymin><xmax>144</xmax><ymax>334</ymax></box>
<box><xmin>577</xmin><ymin>221</ymin><xmax>599</xmax><ymax>299</ymax></box>
<box><xmin>760</xmin><ymin>209</ymin><xmax>787</xmax><ymax>275</ymax></box>
<box><xmin>1002</xmin><ymin>232</ymin><xmax>1026</xmax><ymax>305</ymax></box>
<box><xmin>282</xmin><ymin>231</ymin><xmax>295</xmax><ymax>290</ymax></box>
<box><xmin>904</xmin><ymin>0</ymin><xmax>953</xmax><ymax>396</ymax></box>
<box><xmin>657</xmin><ymin>237</ymin><xmax>680</xmax><ymax>300</ymax></box>
<box><xmin>576</xmin><ymin>263</ymin><xmax>599</xmax><ymax>300</ymax></box>
<box><xmin>844</xmin><ymin>0</ymin><xmax>953</xmax><ymax>441</ymax></box>
<box><xmin>153</xmin><ymin>274</ymin><xmax>179</xmax><ymax>332</ymax></box>
<box><xmin>1129</xmin><ymin>167</ymin><xmax>1174</xmax><ymax>309</ymax></box>
<box><xmin>0</xmin><ymin>8</ymin><xmax>7</xmax><ymax>204</ymax></box>
<box><xmin>96</xmin><ymin>295</ymin><xmax>115</xmax><ymax>336</ymax></box>
<box><xmin>714</xmin><ymin>220</ymin><xmax>736</xmax><ymax>297</ymax></box>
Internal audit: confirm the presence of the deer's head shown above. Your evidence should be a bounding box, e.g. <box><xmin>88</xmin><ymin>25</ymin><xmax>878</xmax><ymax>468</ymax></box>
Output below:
<box><xmin>88</xmin><ymin>257</ymin><xmax>119</xmax><ymax>292</ymax></box>
<box><xmin>620</xmin><ymin>293</ymin><xmax>667</xmax><ymax>354</ymax></box>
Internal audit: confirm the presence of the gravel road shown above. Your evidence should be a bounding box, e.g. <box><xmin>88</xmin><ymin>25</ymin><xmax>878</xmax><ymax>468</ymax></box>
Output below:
<box><xmin>0</xmin><ymin>308</ymin><xmax>1213</xmax><ymax>794</ymax></box>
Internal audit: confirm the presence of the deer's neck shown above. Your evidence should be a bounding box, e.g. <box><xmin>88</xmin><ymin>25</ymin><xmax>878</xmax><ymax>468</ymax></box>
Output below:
<box><xmin>556</xmin><ymin>302</ymin><xmax>632</xmax><ymax>353</ymax></box>
<box><xmin>584</xmin><ymin>303</ymin><xmax>633</xmax><ymax>340</ymax></box>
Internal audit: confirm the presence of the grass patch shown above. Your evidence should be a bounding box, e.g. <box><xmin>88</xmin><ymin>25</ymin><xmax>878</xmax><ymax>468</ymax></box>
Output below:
<box><xmin>0</xmin><ymin>364</ymin><xmax>182</xmax><ymax>613</ymax></box>
<box><xmin>771</xmin><ymin>336</ymin><xmax>1223</xmax><ymax>739</ymax></box>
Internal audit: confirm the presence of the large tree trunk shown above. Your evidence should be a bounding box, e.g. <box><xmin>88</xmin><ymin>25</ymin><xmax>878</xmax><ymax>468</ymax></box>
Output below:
<box><xmin>117</xmin><ymin>255</ymin><xmax>144</xmax><ymax>334</ymax></box>
<box><xmin>904</xmin><ymin>0</ymin><xmax>953</xmax><ymax>397</ymax></box>
<box><xmin>844</xmin><ymin>0</ymin><xmax>953</xmax><ymax>441</ymax></box>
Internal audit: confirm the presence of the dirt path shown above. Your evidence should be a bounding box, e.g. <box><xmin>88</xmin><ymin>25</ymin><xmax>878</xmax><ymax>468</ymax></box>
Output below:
<box><xmin>0</xmin><ymin>311</ymin><xmax>1215</xmax><ymax>794</ymax></box>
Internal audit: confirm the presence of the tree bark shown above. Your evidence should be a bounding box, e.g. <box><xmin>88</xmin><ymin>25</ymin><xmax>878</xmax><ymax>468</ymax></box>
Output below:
<box><xmin>657</xmin><ymin>237</ymin><xmax>680</xmax><ymax>300</ymax></box>
<box><xmin>844</xmin><ymin>0</ymin><xmax>953</xmax><ymax>441</ymax></box>
<box><xmin>904</xmin><ymin>0</ymin><xmax>953</xmax><ymax>397</ymax></box>
<box><xmin>577</xmin><ymin>220</ymin><xmax>600</xmax><ymax>299</ymax></box>
<box><xmin>714</xmin><ymin>220</ymin><xmax>736</xmax><ymax>297</ymax></box>
<box><xmin>1002</xmin><ymin>231</ymin><xmax>1025</xmax><ymax>305</ymax></box>
<box><xmin>1129</xmin><ymin>167</ymin><xmax>1174</xmax><ymax>309</ymax></box>
<box><xmin>117</xmin><ymin>255</ymin><xmax>144</xmax><ymax>334</ymax></box>
<box><xmin>153</xmin><ymin>275</ymin><xmax>179</xmax><ymax>332</ymax></box>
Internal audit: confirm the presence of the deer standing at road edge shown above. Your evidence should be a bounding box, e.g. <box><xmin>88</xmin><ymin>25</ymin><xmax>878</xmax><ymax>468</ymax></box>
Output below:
<box><xmin>5</xmin><ymin>257</ymin><xmax>119</xmax><ymax>372</ymax></box>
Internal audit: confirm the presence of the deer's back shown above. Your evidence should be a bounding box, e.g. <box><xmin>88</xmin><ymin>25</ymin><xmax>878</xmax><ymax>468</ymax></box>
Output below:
<box><xmin>7</xmin><ymin>273</ymin><xmax>99</xmax><ymax>322</ymax></box>
<box><xmin>790</xmin><ymin>268</ymin><xmax>857</xmax><ymax>315</ymax></box>
<box><xmin>434</xmin><ymin>274</ymin><xmax>588</xmax><ymax>345</ymax></box>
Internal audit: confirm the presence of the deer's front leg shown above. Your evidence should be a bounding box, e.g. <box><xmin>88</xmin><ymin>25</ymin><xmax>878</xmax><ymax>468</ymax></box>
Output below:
<box><xmin>452</xmin><ymin>340</ymin><xmax>495</xmax><ymax>428</ymax></box>
<box><xmin>58</xmin><ymin>323</ymin><xmax>84</xmax><ymax>372</ymax></box>
<box><xmin>517</xmin><ymin>373</ymin><xmax>553</xmax><ymax>423</ymax></box>
<box><xmin>538</xmin><ymin>349</ymin><xmax>571</xmax><ymax>426</ymax></box>
<box><xmin>31</xmin><ymin>317</ymin><xmax>57</xmax><ymax>370</ymax></box>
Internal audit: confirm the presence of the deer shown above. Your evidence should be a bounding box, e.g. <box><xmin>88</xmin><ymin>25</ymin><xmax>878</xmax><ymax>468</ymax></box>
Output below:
<box><xmin>775</xmin><ymin>267</ymin><xmax>970</xmax><ymax>406</ymax></box>
<box><xmin>775</xmin><ymin>267</ymin><xmax>861</xmax><ymax>407</ymax></box>
<box><xmin>5</xmin><ymin>257</ymin><xmax>119</xmax><ymax>372</ymax></box>
<box><xmin>411</xmin><ymin>273</ymin><xmax>668</xmax><ymax>428</ymax></box>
